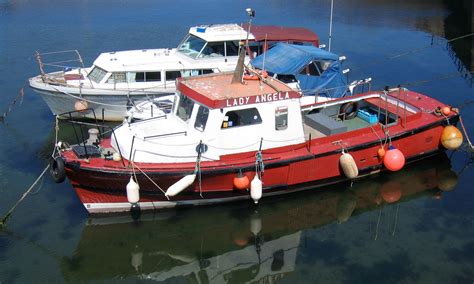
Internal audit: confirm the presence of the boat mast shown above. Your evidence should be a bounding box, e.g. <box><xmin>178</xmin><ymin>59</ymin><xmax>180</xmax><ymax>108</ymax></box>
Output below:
<box><xmin>232</xmin><ymin>8</ymin><xmax>255</xmax><ymax>84</ymax></box>
<box><xmin>328</xmin><ymin>0</ymin><xmax>334</xmax><ymax>52</ymax></box>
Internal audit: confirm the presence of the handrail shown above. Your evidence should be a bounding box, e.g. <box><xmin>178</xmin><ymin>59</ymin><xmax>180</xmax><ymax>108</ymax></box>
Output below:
<box><xmin>129</xmin><ymin>114</ymin><xmax>167</xmax><ymax>125</ymax></box>
<box><xmin>144</xmin><ymin>131</ymin><xmax>187</xmax><ymax>140</ymax></box>
<box><xmin>57</xmin><ymin>109</ymin><xmax>126</xmax><ymax>167</ymax></box>
<box><xmin>35</xmin><ymin>50</ymin><xmax>85</xmax><ymax>78</ymax></box>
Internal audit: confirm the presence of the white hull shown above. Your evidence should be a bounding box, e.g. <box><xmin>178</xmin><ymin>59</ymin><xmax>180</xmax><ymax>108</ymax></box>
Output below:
<box><xmin>31</xmin><ymin>79</ymin><xmax>172</xmax><ymax>121</ymax></box>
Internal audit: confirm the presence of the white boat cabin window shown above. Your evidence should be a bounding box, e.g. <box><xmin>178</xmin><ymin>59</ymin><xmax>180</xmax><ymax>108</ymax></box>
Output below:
<box><xmin>88</xmin><ymin>66</ymin><xmax>107</xmax><ymax>83</ymax></box>
<box><xmin>225</xmin><ymin>41</ymin><xmax>239</xmax><ymax>56</ymax></box>
<box><xmin>221</xmin><ymin>108</ymin><xmax>262</xmax><ymax>128</ymax></box>
<box><xmin>201</xmin><ymin>42</ymin><xmax>225</xmax><ymax>57</ymax></box>
<box><xmin>194</xmin><ymin>106</ymin><xmax>210</xmax><ymax>132</ymax></box>
<box><xmin>177</xmin><ymin>34</ymin><xmax>207</xmax><ymax>59</ymax></box>
<box><xmin>166</xmin><ymin>71</ymin><xmax>181</xmax><ymax>82</ymax></box>
<box><xmin>106</xmin><ymin>72</ymin><xmax>126</xmax><ymax>84</ymax></box>
<box><xmin>176</xmin><ymin>93</ymin><xmax>195</xmax><ymax>122</ymax></box>
<box><xmin>127</xmin><ymin>72</ymin><xmax>161</xmax><ymax>83</ymax></box>
<box><xmin>181</xmin><ymin>69</ymin><xmax>214</xmax><ymax>77</ymax></box>
<box><xmin>275</xmin><ymin>106</ymin><xmax>288</xmax><ymax>130</ymax></box>
<box><xmin>299</xmin><ymin>60</ymin><xmax>333</xmax><ymax>77</ymax></box>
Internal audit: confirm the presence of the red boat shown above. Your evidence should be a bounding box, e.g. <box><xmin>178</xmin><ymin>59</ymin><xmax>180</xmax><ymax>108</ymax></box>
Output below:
<box><xmin>51</xmin><ymin>70</ymin><xmax>463</xmax><ymax>214</ymax></box>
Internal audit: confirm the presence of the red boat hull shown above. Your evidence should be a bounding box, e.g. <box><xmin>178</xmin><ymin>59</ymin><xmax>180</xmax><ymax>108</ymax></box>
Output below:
<box><xmin>63</xmin><ymin>116</ymin><xmax>452</xmax><ymax>213</ymax></box>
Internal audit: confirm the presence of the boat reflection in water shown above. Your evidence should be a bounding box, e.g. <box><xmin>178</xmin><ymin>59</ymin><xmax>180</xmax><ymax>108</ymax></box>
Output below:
<box><xmin>62</xmin><ymin>154</ymin><xmax>458</xmax><ymax>282</ymax></box>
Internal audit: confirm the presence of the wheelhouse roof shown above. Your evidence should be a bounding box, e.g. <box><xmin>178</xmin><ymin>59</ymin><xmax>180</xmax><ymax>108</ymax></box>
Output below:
<box><xmin>177</xmin><ymin>72</ymin><xmax>300</xmax><ymax>109</ymax></box>
<box><xmin>243</xmin><ymin>24</ymin><xmax>319</xmax><ymax>46</ymax></box>
<box><xmin>188</xmin><ymin>23</ymin><xmax>319</xmax><ymax>45</ymax></box>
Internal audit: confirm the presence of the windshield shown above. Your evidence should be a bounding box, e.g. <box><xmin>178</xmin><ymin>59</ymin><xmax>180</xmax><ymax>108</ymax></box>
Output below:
<box><xmin>177</xmin><ymin>34</ymin><xmax>207</xmax><ymax>59</ymax></box>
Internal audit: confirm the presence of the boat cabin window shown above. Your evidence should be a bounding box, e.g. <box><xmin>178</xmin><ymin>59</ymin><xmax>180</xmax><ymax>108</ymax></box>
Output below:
<box><xmin>106</xmin><ymin>72</ymin><xmax>126</xmax><ymax>83</ymax></box>
<box><xmin>194</xmin><ymin>106</ymin><xmax>210</xmax><ymax>131</ymax></box>
<box><xmin>177</xmin><ymin>34</ymin><xmax>207</xmax><ymax>59</ymax></box>
<box><xmin>275</xmin><ymin>106</ymin><xmax>288</xmax><ymax>130</ymax></box>
<box><xmin>200</xmin><ymin>41</ymin><xmax>225</xmax><ymax>58</ymax></box>
<box><xmin>299</xmin><ymin>60</ymin><xmax>332</xmax><ymax>77</ymax></box>
<box><xmin>128</xmin><ymin>72</ymin><xmax>161</xmax><ymax>82</ymax></box>
<box><xmin>181</xmin><ymin>69</ymin><xmax>214</xmax><ymax>77</ymax></box>
<box><xmin>277</xmin><ymin>74</ymin><xmax>297</xmax><ymax>83</ymax></box>
<box><xmin>225</xmin><ymin>41</ymin><xmax>239</xmax><ymax>56</ymax></box>
<box><xmin>176</xmin><ymin>93</ymin><xmax>195</xmax><ymax>122</ymax></box>
<box><xmin>88</xmin><ymin>66</ymin><xmax>107</xmax><ymax>83</ymax></box>
<box><xmin>221</xmin><ymin>108</ymin><xmax>262</xmax><ymax>128</ymax></box>
<box><xmin>166</xmin><ymin>71</ymin><xmax>181</xmax><ymax>81</ymax></box>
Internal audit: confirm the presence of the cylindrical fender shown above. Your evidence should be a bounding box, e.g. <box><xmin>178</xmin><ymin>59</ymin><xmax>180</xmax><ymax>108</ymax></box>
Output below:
<box><xmin>50</xmin><ymin>157</ymin><xmax>66</xmax><ymax>183</ymax></box>
<box><xmin>339</xmin><ymin>152</ymin><xmax>358</xmax><ymax>179</ymax></box>
<box><xmin>165</xmin><ymin>174</ymin><xmax>196</xmax><ymax>197</ymax></box>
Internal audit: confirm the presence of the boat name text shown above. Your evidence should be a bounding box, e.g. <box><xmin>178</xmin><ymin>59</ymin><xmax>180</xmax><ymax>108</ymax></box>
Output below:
<box><xmin>226</xmin><ymin>92</ymin><xmax>290</xmax><ymax>107</ymax></box>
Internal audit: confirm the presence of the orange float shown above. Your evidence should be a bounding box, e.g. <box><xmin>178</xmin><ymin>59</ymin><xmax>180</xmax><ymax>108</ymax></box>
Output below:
<box><xmin>377</xmin><ymin>147</ymin><xmax>386</xmax><ymax>158</ymax></box>
<box><xmin>383</xmin><ymin>146</ymin><xmax>405</xmax><ymax>171</ymax></box>
<box><xmin>380</xmin><ymin>181</ymin><xmax>402</xmax><ymax>203</ymax></box>
<box><xmin>74</xmin><ymin>100</ymin><xmax>88</xmax><ymax>112</ymax></box>
<box><xmin>440</xmin><ymin>125</ymin><xmax>463</xmax><ymax>150</ymax></box>
<box><xmin>233</xmin><ymin>236</ymin><xmax>249</xmax><ymax>247</ymax></box>
<box><xmin>441</xmin><ymin>106</ymin><xmax>451</xmax><ymax>116</ymax></box>
<box><xmin>233</xmin><ymin>170</ymin><xmax>250</xmax><ymax>190</ymax></box>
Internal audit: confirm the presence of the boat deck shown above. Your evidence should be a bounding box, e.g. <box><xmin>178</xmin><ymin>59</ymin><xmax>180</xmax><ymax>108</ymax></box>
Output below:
<box><xmin>303</xmin><ymin>113</ymin><xmax>372</xmax><ymax>140</ymax></box>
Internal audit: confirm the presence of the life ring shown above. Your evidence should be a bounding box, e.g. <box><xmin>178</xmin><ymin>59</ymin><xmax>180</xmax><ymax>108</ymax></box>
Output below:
<box><xmin>243</xmin><ymin>70</ymin><xmax>268</xmax><ymax>81</ymax></box>
<box><xmin>338</xmin><ymin>102</ymin><xmax>359</xmax><ymax>120</ymax></box>
<box><xmin>243</xmin><ymin>74</ymin><xmax>259</xmax><ymax>81</ymax></box>
<box><xmin>50</xmin><ymin>157</ymin><xmax>66</xmax><ymax>183</ymax></box>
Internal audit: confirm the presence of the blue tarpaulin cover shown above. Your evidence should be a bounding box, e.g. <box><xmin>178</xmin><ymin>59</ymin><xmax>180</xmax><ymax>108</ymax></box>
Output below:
<box><xmin>251</xmin><ymin>43</ymin><xmax>348</xmax><ymax>97</ymax></box>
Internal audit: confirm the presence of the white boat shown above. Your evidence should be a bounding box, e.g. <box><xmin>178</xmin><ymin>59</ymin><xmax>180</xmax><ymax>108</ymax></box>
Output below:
<box><xmin>29</xmin><ymin>24</ymin><xmax>319</xmax><ymax>121</ymax></box>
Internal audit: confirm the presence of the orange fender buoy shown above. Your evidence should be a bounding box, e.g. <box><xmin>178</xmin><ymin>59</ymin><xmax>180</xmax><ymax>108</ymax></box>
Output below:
<box><xmin>233</xmin><ymin>234</ymin><xmax>249</xmax><ymax>247</ymax></box>
<box><xmin>233</xmin><ymin>170</ymin><xmax>250</xmax><ymax>190</ymax></box>
<box><xmin>383</xmin><ymin>146</ymin><xmax>405</xmax><ymax>171</ymax></box>
<box><xmin>74</xmin><ymin>100</ymin><xmax>88</xmax><ymax>112</ymax></box>
<box><xmin>377</xmin><ymin>147</ymin><xmax>386</xmax><ymax>158</ymax></box>
<box><xmin>380</xmin><ymin>181</ymin><xmax>402</xmax><ymax>203</ymax></box>
<box><xmin>440</xmin><ymin>125</ymin><xmax>463</xmax><ymax>150</ymax></box>
<box><xmin>441</xmin><ymin>106</ymin><xmax>451</xmax><ymax>116</ymax></box>
<box><xmin>243</xmin><ymin>74</ymin><xmax>259</xmax><ymax>81</ymax></box>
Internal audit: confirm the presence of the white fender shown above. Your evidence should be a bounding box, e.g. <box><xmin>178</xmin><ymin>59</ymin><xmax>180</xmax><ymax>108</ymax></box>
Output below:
<box><xmin>250</xmin><ymin>175</ymin><xmax>262</xmax><ymax>204</ymax></box>
<box><xmin>339</xmin><ymin>152</ymin><xmax>358</xmax><ymax>179</ymax></box>
<box><xmin>250</xmin><ymin>215</ymin><xmax>262</xmax><ymax>236</ymax></box>
<box><xmin>131</xmin><ymin>252</ymin><xmax>143</xmax><ymax>272</ymax></box>
<box><xmin>165</xmin><ymin>174</ymin><xmax>196</xmax><ymax>197</ymax></box>
<box><xmin>126</xmin><ymin>176</ymin><xmax>140</xmax><ymax>204</ymax></box>
<box><xmin>112</xmin><ymin>152</ymin><xmax>122</xmax><ymax>162</ymax></box>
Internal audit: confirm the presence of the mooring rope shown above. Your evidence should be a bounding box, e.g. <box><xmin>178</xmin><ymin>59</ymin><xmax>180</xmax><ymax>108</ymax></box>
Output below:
<box><xmin>0</xmin><ymin>85</ymin><xmax>25</xmax><ymax>123</ymax></box>
<box><xmin>458</xmin><ymin>116</ymin><xmax>474</xmax><ymax>151</ymax></box>
<box><xmin>130</xmin><ymin>161</ymin><xmax>168</xmax><ymax>198</ymax></box>
<box><xmin>0</xmin><ymin>164</ymin><xmax>50</xmax><ymax>227</ymax></box>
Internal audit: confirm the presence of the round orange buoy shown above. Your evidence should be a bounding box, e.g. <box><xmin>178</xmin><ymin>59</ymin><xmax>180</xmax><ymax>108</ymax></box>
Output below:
<box><xmin>383</xmin><ymin>146</ymin><xmax>405</xmax><ymax>171</ymax></box>
<box><xmin>74</xmin><ymin>100</ymin><xmax>88</xmax><ymax>112</ymax></box>
<box><xmin>380</xmin><ymin>181</ymin><xmax>402</xmax><ymax>203</ymax></box>
<box><xmin>233</xmin><ymin>170</ymin><xmax>250</xmax><ymax>190</ymax></box>
<box><xmin>233</xmin><ymin>236</ymin><xmax>249</xmax><ymax>247</ymax></box>
<box><xmin>436</xmin><ymin>168</ymin><xmax>458</xmax><ymax>192</ymax></box>
<box><xmin>441</xmin><ymin>106</ymin><xmax>451</xmax><ymax>116</ymax></box>
<box><xmin>440</xmin><ymin>125</ymin><xmax>463</xmax><ymax>150</ymax></box>
<box><xmin>433</xmin><ymin>191</ymin><xmax>442</xmax><ymax>200</ymax></box>
<box><xmin>377</xmin><ymin>147</ymin><xmax>386</xmax><ymax>158</ymax></box>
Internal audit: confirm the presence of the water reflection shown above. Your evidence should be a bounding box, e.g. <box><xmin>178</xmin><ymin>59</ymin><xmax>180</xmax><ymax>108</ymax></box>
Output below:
<box><xmin>62</xmin><ymin>154</ymin><xmax>457</xmax><ymax>282</ymax></box>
